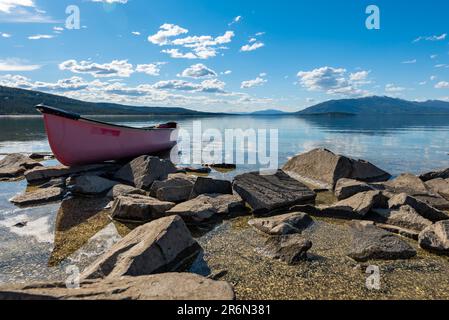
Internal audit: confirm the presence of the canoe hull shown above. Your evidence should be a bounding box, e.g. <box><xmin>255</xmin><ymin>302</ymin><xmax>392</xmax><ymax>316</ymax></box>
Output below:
<box><xmin>42</xmin><ymin>113</ymin><xmax>178</xmax><ymax>166</ymax></box>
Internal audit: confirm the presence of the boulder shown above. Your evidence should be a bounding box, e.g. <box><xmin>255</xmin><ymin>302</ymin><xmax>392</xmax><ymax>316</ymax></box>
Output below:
<box><xmin>370</xmin><ymin>205</ymin><xmax>433</xmax><ymax>232</ymax></box>
<box><xmin>9</xmin><ymin>187</ymin><xmax>65</xmax><ymax>207</ymax></box>
<box><xmin>248</xmin><ymin>212</ymin><xmax>314</xmax><ymax>236</ymax></box>
<box><xmin>82</xmin><ymin>215</ymin><xmax>202</xmax><ymax>279</ymax></box>
<box><xmin>67</xmin><ymin>175</ymin><xmax>118</xmax><ymax>195</ymax></box>
<box><xmin>107</xmin><ymin>184</ymin><xmax>147</xmax><ymax>199</ymax></box>
<box><xmin>111</xmin><ymin>194</ymin><xmax>176</xmax><ymax>222</ymax></box>
<box><xmin>261</xmin><ymin>235</ymin><xmax>312</xmax><ymax>265</ymax></box>
<box><xmin>233</xmin><ymin>170</ymin><xmax>316</xmax><ymax>215</ymax></box>
<box><xmin>418</xmin><ymin>221</ymin><xmax>449</xmax><ymax>255</ymax></box>
<box><xmin>190</xmin><ymin>177</ymin><xmax>233</xmax><ymax>198</ymax></box>
<box><xmin>150</xmin><ymin>173</ymin><xmax>196</xmax><ymax>202</ymax></box>
<box><xmin>0</xmin><ymin>153</ymin><xmax>42</xmax><ymax>181</ymax></box>
<box><xmin>347</xmin><ymin>221</ymin><xmax>417</xmax><ymax>262</ymax></box>
<box><xmin>0</xmin><ymin>273</ymin><xmax>235</xmax><ymax>300</ymax></box>
<box><xmin>282</xmin><ymin>148</ymin><xmax>391</xmax><ymax>190</ymax></box>
<box><xmin>420</xmin><ymin>168</ymin><xmax>449</xmax><ymax>182</ymax></box>
<box><xmin>383</xmin><ymin>173</ymin><xmax>430</xmax><ymax>195</ymax></box>
<box><xmin>37</xmin><ymin>177</ymin><xmax>66</xmax><ymax>189</ymax></box>
<box><xmin>167</xmin><ymin>194</ymin><xmax>245</xmax><ymax>223</ymax></box>
<box><xmin>178</xmin><ymin>166</ymin><xmax>212</xmax><ymax>175</ymax></box>
<box><xmin>374</xmin><ymin>223</ymin><xmax>420</xmax><ymax>241</ymax></box>
<box><xmin>114</xmin><ymin>156</ymin><xmax>177</xmax><ymax>189</ymax></box>
<box><xmin>388</xmin><ymin>193</ymin><xmax>449</xmax><ymax>222</ymax></box>
<box><xmin>334</xmin><ymin>178</ymin><xmax>374</xmax><ymax>200</ymax></box>
<box><xmin>323</xmin><ymin>191</ymin><xmax>388</xmax><ymax>218</ymax></box>
<box><xmin>25</xmin><ymin>164</ymin><xmax>118</xmax><ymax>183</ymax></box>
<box><xmin>425</xmin><ymin>178</ymin><xmax>449</xmax><ymax>201</ymax></box>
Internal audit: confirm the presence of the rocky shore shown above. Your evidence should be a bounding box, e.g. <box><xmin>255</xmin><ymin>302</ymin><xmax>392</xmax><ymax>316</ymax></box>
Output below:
<box><xmin>0</xmin><ymin>148</ymin><xmax>448</xmax><ymax>300</ymax></box>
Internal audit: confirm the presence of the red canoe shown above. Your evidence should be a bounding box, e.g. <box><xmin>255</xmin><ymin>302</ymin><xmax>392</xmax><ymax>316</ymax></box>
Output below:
<box><xmin>36</xmin><ymin>105</ymin><xmax>178</xmax><ymax>166</ymax></box>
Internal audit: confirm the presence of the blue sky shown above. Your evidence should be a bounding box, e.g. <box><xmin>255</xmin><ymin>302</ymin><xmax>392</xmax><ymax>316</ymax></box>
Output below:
<box><xmin>0</xmin><ymin>0</ymin><xmax>448</xmax><ymax>112</ymax></box>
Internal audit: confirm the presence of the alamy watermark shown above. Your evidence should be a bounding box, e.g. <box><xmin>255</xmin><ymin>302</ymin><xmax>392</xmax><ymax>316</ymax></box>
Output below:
<box><xmin>65</xmin><ymin>5</ymin><xmax>81</xmax><ymax>30</ymax></box>
<box><xmin>366</xmin><ymin>5</ymin><xmax>380</xmax><ymax>30</ymax></box>
<box><xmin>366</xmin><ymin>265</ymin><xmax>381</xmax><ymax>290</ymax></box>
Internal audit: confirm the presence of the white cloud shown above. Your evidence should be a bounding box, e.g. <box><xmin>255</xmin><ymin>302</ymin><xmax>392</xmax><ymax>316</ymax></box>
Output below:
<box><xmin>148</xmin><ymin>23</ymin><xmax>189</xmax><ymax>46</ymax></box>
<box><xmin>0</xmin><ymin>0</ymin><xmax>34</xmax><ymax>13</ymax></box>
<box><xmin>0</xmin><ymin>0</ymin><xmax>55</xmax><ymax>23</ymax></box>
<box><xmin>385</xmin><ymin>83</ymin><xmax>406</xmax><ymax>93</ymax></box>
<box><xmin>153</xmin><ymin>78</ymin><xmax>226</xmax><ymax>93</ymax></box>
<box><xmin>135</xmin><ymin>62</ymin><xmax>165</xmax><ymax>76</ymax></box>
<box><xmin>413</xmin><ymin>33</ymin><xmax>447</xmax><ymax>43</ymax></box>
<box><xmin>228</xmin><ymin>15</ymin><xmax>242</xmax><ymax>26</ymax></box>
<box><xmin>1</xmin><ymin>32</ymin><xmax>11</xmax><ymax>37</ymax></box>
<box><xmin>178</xmin><ymin>63</ymin><xmax>217</xmax><ymax>78</ymax></box>
<box><xmin>241</xmin><ymin>77</ymin><xmax>267</xmax><ymax>89</ymax></box>
<box><xmin>240</xmin><ymin>42</ymin><xmax>265</xmax><ymax>52</ymax></box>
<box><xmin>435</xmin><ymin>81</ymin><xmax>449</xmax><ymax>89</ymax></box>
<box><xmin>161</xmin><ymin>49</ymin><xmax>197</xmax><ymax>59</ymax></box>
<box><xmin>402</xmin><ymin>59</ymin><xmax>417</xmax><ymax>64</ymax></box>
<box><xmin>59</xmin><ymin>59</ymin><xmax>134</xmax><ymax>78</ymax></box>
<box><xmin>90</xmin><ymin>0</ymin><xmax>128</xmax><ymax>4</ymax></box>
<box><xmin>435</xmin><ymin>64</ymin><xmax>449</xmax><ymax>69</ymax></box>
<box><xmin>430</xmin><ymin>54</ymin><xmax>438</xmax><ymax>59</ymax></box>
<box><xmin>0</xmin><ymin>58</ymin><xmax>41</xmax><ymax>71</ymax></box>
<box><xmin>131</xmin><ymin>31</ymin><xmax>141</xmax><ymax>36</ymax></box>
<box><xmin>28</xmin><ymin>34</ymin><xmax>54</xmax><ymax>40</ymax></box>
<box><xmin>349</xmin><ymin>70</ymin><xmax>370</xmax><ymax>82</ymax></box>
<box><xmin>222</xmin><ymin>70</ymin><xmax>232</xmax><ymax>75</ymax></box>
<box><xmin>430</xmin><ymin>75</ymin><xmax>437</xmax><ymax>81</ymax></box>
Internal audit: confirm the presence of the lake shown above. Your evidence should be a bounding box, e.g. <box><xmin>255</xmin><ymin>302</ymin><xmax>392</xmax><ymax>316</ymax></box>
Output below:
<box><xmin>1</xmin><ymin>114</ymin><xmax>449</xmax><ymax>286</ymax></box>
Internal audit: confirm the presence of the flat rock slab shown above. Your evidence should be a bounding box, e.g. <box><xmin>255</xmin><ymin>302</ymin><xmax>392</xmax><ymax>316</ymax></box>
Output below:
<box><xmin>111</xmin><ymin>194</ymin><xmax>175</xmax><ymax>222</ymax></box>
<box><xmin>370</xmin><ymin>205</ymin><xmax>433</xmax><ymax>232</ymax></box>
<box><xmin>420</xmin><ymin>167</ymin><xmax>449</xmax><ymax>182</ymax></box>
<box><xmin>347</xmin><ymin>221</ymin><xmax>417</xmax><ymax>262</ymax></box>
<box><xmin>425</xmin><ymin>178</ymin><xmax>449</xmax><ymax>201</ymax></box>
<box><xmin>150</xmin><ymin>173</ymin><xmax>196</xmax><ymax>203</ymax></box>
<box><xmin>190</xmin><ymin>177</ymin><xmax>233</xmax><ymax>198</ymax></box>
<box><xmin>25</xmin><ymin>164</ymin><xmax>118</xmax><ymax>183</ymax></box>
<box><xmin>282</xmin><ymin>148</ymin><xmax>390</xmax><ymax>190</ymax></box>
<box><xmin>233</xmin><ymin>170</ymin><xmax>316</xmax><ymax>215</ymax></box>
<box><xmin>68</xmin><ymin>175</ymin><xmax>118</xmax><ymax>195</ymax></box>
<box><xmin>0</xmin><ymin>153</ymin><xmax>42</xmax><ymax>181</ymax></box>
<box><xmin>334</xmin><ymin>178</ymin><xmax>374</xmax><ymax>200</ymax></box>
<box><xmin>82</xmin><ymin>215</ymin><xmax>201</xmax><ymax>280</ymax></box>
<box><xmin>323</xmin><ymin>191</ymin><xmax>388</xmax><ymax>218</ymax></box>
<box><xmin>107</xmin><ymin>184</ymin><xmax>147</xmax><ymax>199</ymax></box>
<box><xmin>0</xmin><ymin>273</ymin><xmax>235</xmax><ymax>300</ymax></box>
<box><xmin>388</xmin><ymin>193</ymin><xmax>449</xmax><ymax>222</ymax></box>
<box><xmin>261</xmin><ymin>235</ymin><xmax>312</xmax><ymax>265</ymax></box>
<box><xmin>114</xmin><ymin>156</ymin><xmax>177</xmax><ymax>189</ymax></box>
<box><xmin>418</xmin><ymin>221</ymin><xmax>449</xmax><ymax>255</ymax></box>
<box><xmin>248</xmin><ymin>212</ymin><xmax>314</xmax><ymax>236</ymax></box>
<box><xmin>9</xmin><ymin>187</ymin><xmax>65</xmax><ymax>207</ymax></box>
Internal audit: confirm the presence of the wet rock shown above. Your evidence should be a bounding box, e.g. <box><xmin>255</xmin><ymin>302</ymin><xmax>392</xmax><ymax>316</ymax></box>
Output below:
<box><xmin>282</xmin><ymin>148</ymin><xmax>391</xmax><ymax>190</ymax></box>
<box><xmin>9</xmin><ymin>187</ymin><xmax>65</xmax><ymax>207</ymax></box>
<box><xmin>111</xmin><ymin>194</ymin><xmax>176</xmax><ymax>222</ymax></box>
<box><xmin>0</xmin><ymin>273</ymin><xmax>235</xmax><ymax>300</ymax></box>
<box><xmin>114</xmin><ymin>156</ymin><xmax>177</xmax><ymax>190</ymax></box>
<box><xmin>334</xmin><ymin>178</ymin><xmax>375</xmax><ymax>200</ymax></box>
<box><xmin>323</xmin><ymin>191</ymin><xmax>388</xmax><ymax>218</ymax></box>
<box><xmin>388</xmin><ymin>193</ymin><xmax>449</xmax><ymax>222</ymax></box>
<box><xmin>262</xmin><ymin>235</ymin><xmax>312</xmax><ymax>265</ymax></box>
<box><xmin>0</xmin><ymin>153</ymin><xmax>42</xmax><ymax>181</ymax></box>
<box><xmin>107</xmin><ymin>184</ymin><xmax>147</xmax><ymax>199</ymax></box>
<box><xmin>425</xmin><ymin>178</ymin><xmax>449</xmax><ymax>201</ymax></box>
<box><xmin>25</xmin><ymin>164</ymin><xmax>118</xmax><ymax>183</ymax></box>
<box><xmin>418</xmin><ymin>221</ymin><xmax>449</xmax><ymax>255</ymax></box>
<box><xmin>207</xmin><ymin>164</ymin><xmax>237</xmax><ymax>170</ymax></box>
<box><xmin>67</xmin><ymin>175</ymin><xmax>118</xmax><ymax>195</ymax></box>
<box><xmin>150</xmin><ymin>173</ymin><xmax>196</xmax><ymax>202</ymax></box>
<box><xmin>248</xmin><ymin>212</ymin><xmax>314</xmax><ymax>236</ymax></box>
<box><xmin>190</xmin><ymin>177</ymin><xmax>233</xmax><ymax>198</ymax></box>
<box><xmin>347</xmin><ymin>221</ymin><xmax>417</xmax><ymax>262</ymax></box>
<box><xmin>167</xmin><ymin>194</ymin><xmax>245</xmax><ymax>223</ymax></box>
<box><xmin>370</xmin><ymin>205</ymin><xmax>433</xmax><ymax>232</ymax></box>
<box><xmin>82</xmin><ymin>215</ymin><xmax>202</xmax><ymax>279</ymax></box>
<box><xmin>420</xmin><ymin>167</ymin><xmax>449</xmax><ymax>182</ymax></box>
<box><xmin>37</xmin><ymin>177</ymin><xmax>66</xmax><ymax>189</ymax></box>
<box><xmin>233</xmin><ymin>170</ymin><xmax>316</xmax><ymax>215</ymax></box>
<box><xmin>178</xmin><ymin>167</ymin><xmax>212</xmax><ymax>175</ymax></box>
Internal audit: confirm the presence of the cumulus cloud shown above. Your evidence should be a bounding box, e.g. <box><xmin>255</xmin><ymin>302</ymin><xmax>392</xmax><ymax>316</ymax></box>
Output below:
<box><xmin>148</xmin><ymin>23</ymin><xmax>189</xmax><ymax>46</ymax></box>
<box><xmin>0</xmin><ymin>0</ymin><xmax>55</xmax><ymax>23</ymax></box>
<box><xmin>241</xmin><ymin>76</ymin><xmax>267</xmax><ymax>89</ymax></box>
<box><xmin>0</xmin><ymin>0</ymin><xmax>35</xmax><ymax>13</ymax></box>
<box><xmin>240</xmin><ymin>42</ymin><xmax>264</xmax><ymax>52</ymax></box>
<box><xmin>0</xmin><ymin>58</ymin><xmax>41</xmax><ymax>71</ymax></box>
<box><xmin>135</xmin><ymin>62</ymin><xmax>165</xmax><ymax>76</ymax></box>
<box><xmin>413</xmin><ymin>33</ymin><xmax>447</xmax><ymax>43</ymax></box>
<box><xmin>435</xmin><ymin>81</ymin><xmax>449</xmax><ymax>89</ymax></box>
<box><xmin>153</xmin><ymin>78</ymin><xmax>225</xmax><ymax>93</ymax></box>
<box><xmin>59</xmin><ymin>59</ymin><xmax>134</xmax><ymax>78</ymax></box>
<box><xmin>1</xmin><ymin>32</ymin><xmax>11</xmax><ymax>38</ymax></box>
<box><xmin>178</xmin><ymin>63</ymin><xmax>217</xmax><ymax>79</ymax></box>
<box><xmin>385</xmin><ymin>83</ymin><xmax>406</xmax><ymax>93</ymax></box>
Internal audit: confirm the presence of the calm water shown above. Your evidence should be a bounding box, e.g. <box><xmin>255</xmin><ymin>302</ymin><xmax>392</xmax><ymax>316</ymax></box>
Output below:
<box><xmin>1</xmin><ymin>114</ymin><xmax>449</xmax><ymax>285</ymax></box>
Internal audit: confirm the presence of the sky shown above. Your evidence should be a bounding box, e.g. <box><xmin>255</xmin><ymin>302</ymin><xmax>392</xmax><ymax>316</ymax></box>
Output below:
<box><xmin>0</xmin><ymin>0</ymin><xmax>448</xmax><ymax>112</ymax></box>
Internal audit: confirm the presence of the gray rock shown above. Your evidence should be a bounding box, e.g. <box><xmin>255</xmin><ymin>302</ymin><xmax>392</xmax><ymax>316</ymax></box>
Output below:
<box><xmin>418</xmin><ymin>221</ymin><xmax>449</xmax><ymax>255</ymax></box>
<box><xmin>167</xmin><ymin>194</ymin><xmax>245</xmax><ymax>223</ymax></box>
<box><xmin>334</xmin><ymin>178</ymin><xmax>374</xmax><ymax>200</ymax></box>
<box><xmin>67</xmin><ymin>175</ymin><xmax>118</xmax><ymax>195</ymax></box>
<box><xmin>178</xmin><ymin>166</ymin><xmax>212</xmax><ymax>175</ymax></box>
<box><xmin>82</xmin><ymin>215</ymin><xmax>202</xmax><ymax>279</ymax></box>
<box><xmin>374</xmin><ymin>223</ymin><xmax>420</xmax><ymax>241</ymax></box>
<box><xmin>0</xmin><ymin>273</ymin><xmax>235</xmax><ymax>300</ymax></box>
<box><xmin>420</xmin><ymin>168</ymin><xmax>449</xmax><ymax>182</ymax></box>
<box><xmin>114</xmin><ymin>156</ymin><xmax>177</xmax><ymax>190</ymax></box>
<box><xmin>0</xmin><ymin>153</ymin><xmax>42</xmax><ymax>181</ymax></box>
<box><xmin>282</xmin><ymin>148</ymin><xmax>390</xmax><ymax>190</ymax></box>
<box><xmin>190</xmin><ymin>177</ymin><xmax>233</xmax><ymax>198</ymax></box>
<box><xmin>111</xmin><ymin>194</ymin><xmax>176</xmax><ymax>222</ymax></box>
<box><xmin>388</xmin><ymin>193</ymin><xmax>449</xmax><ymax>222</ymax></box>
<box><xmin>425</xmin><ymin>178</ymin><xmax>449</xmax><ymax>201</ymax></box>
<box><xmin>25</xmin><ymin>164</ymin><xmax>118</xmax><ymax>183</ymax></box>
<box><xmin>347</xmin><ymin>221</ymin><xmax>417</xmax><ymax>262</ymax></box>
<box><xmin>233</xmin><ymin>170</ymin><xmax>316</xmax><ymax>215</ymax></box>
<box><xmin>262</xmin><ymin>235</ymin><xmax>312</xmax><ymax>265</ymax></box>
<box><xmin>248</xmin><ymin>212</ymin><xmax>314</xmax><ymax>236</ymax></box>
<box><xmin>37</xmin><ymin>177</ymin><xmax>66</xmax><ymax>189</ymax></box>
<box><xmin>9</xmin><ymin>187</ymin><xmax>65</xmax><ymax>207</ymax></box>
<box><xmin>107</xmin><ymin>184</ymin><xmax>147</xmax><ymax>199</ymax></box>
<box><xmin>370</xmin><ymin>205</ymin><xmax>433</xmax><ymax>232</ymax></box>
<box><xmin>150</xmin><ymin>173</ymin><xmax>196</xmax><ymax>202</ymax></box>
<box><xmin>323</xmin><ymin>191</ymin><xmax>388</xmax><ymax>218</ymax></box>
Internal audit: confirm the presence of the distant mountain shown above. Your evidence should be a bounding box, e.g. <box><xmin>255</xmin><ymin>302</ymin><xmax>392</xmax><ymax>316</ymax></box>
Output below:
<box><xmin>0</xmin><ymin>86</ymin><xmax>215</xmax><ymax>116</ymax></box>
<box><xmin>250</xmin><ymin>109</ymin><xmax>290</xmax><ymax>116</ymax></box>
<box><xmin>297</xmin><ymin>96</ymin><xmax>449</xmax><ymax>115</ymax></box>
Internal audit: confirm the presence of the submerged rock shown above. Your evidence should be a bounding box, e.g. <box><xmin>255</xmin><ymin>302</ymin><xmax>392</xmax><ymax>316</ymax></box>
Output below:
<box><xmin>282</xmin><ymin>148</ymin><xmax>391</xmax><ymax>190</ymax></box>
<box><xmin>67</xmin><ymin>175</ymin><xmax>118</xmax><ymax>195</ymax></box>
<box><xmin>0</xmin><ymin>153</ymin><xmax>42</xmax><ymax>181</ymax></box>
<box><xmin>420</xmin><ymin>167</ymin><xmax>449</xmax><ymax>182</ymax></box>
<box><xmin>9</xmin><ymin>187</ymin><xmax>65</xmax><ymax>207</ymax></box>
<box><xmin>0</xmin><ymin>273</ymin><xmax>235</xmax><ymax>300</ymax></box>
<box><xmin>347</xmin><ymin>221</ymin><xmax>417</xmax><ymax>262</ymax></box>
<box><xmin>334</xmin><ymin>178</ymin><xmax>374</xmax><ymax>200</ymax></box>
<box><xmin>82</xmin><ymin>215</ymin><xmax>202</xmax><ymax>280</ymax></box>
<box><xmin>190</xmin><ymin>177</ymin><xmax>233</xmax><ymax>198</ymax></box>
<box><xmin>150</xmin><ymin>173</ymin><xmax>196</xmax><ymax>202</ymax></box>
<box><xmin>323</xmin><ymin>191</ymin><xmax>388</xmax><ymax>218</ymax></box>
<box><xmin>25</xmin><ymin>164</ymin><xmax>118</xmax><ymax>183</ymax></box>
<box><xmin>262</xmin><ymin>235</ymin><xmax>312</xmax><ymax>265</ymax></box>
<box><xmin>233</xmin><ymin>170</ymin><xmax>316</xmax><ymax>215</ymax></box>
<box><xmin>388</xmin><ymin>193</ymin><xmax>449</xmax><ymax>222</ymax></box>
<box><xmin>418</xmin><ymin>221</ymin><xmax>449</xmax><ymax>255</ymax></box>
<box><xmin>248</xmin><ymin>212</ymin><xmax>314</xmax><ymax>236</ymax></box>
<box><xmin>111</xmin><ymin>194</ymin><xmax>176</xmax><ymax>222</ymax></box>
<box><xmin>114</xmin><ymin>156</ymin><xmax>177</xmax><ymax>189</ymax></box>
<box><xmin>107</xmin><ymin>184</ymin><xmax>147</xmax><ymax>199</ymax></box>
